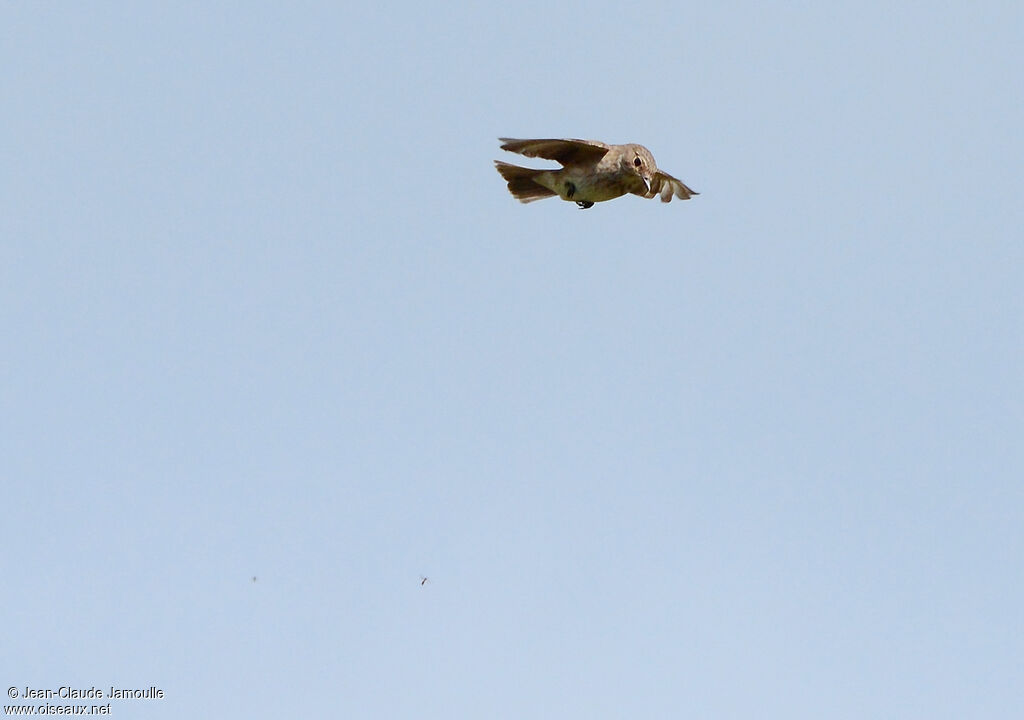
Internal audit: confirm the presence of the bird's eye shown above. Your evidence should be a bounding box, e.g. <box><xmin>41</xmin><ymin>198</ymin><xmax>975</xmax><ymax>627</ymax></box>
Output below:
<box><xmin>633</xmin><ymin>157</ymin><xmax>642</xmax><ymax>167</ymax></box>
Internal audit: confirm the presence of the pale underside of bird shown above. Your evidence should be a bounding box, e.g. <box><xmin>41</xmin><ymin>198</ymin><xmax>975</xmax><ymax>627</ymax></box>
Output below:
<box><xmin>495</xmin><ymin>138</ymin><xmax>698</xmax><ymax>209</ymax></box>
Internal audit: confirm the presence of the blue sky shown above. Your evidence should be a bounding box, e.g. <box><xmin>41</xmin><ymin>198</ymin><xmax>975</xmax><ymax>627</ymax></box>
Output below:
<box><xmin>2</xmin><ymin>2</ymin><xmax>1022</xmax><ymax>718</ymax></box>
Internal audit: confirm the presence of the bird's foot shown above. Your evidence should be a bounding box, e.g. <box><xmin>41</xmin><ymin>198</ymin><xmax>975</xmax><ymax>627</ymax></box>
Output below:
<box><xmin>564</xmin><ymin>181</ymin><xmax>592</xmax><ymax>208</ymax></box>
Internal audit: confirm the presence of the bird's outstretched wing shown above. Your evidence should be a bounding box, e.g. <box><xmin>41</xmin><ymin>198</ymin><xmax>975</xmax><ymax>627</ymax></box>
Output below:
<box><xmin>644</xmin><ymin>170</ymin><xmax>699</xmax><ymax>202</ymax></box>
<box><xmin>499</xmin><ymin>138</ymin><xmax>610</xmax><ymax>166</ymax></box>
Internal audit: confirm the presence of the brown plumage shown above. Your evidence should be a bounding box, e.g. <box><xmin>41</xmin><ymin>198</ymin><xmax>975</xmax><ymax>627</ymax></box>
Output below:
<box><xmin>494</xmin><ymin>161</ymin><xmax>557</xmax><ymax>202</ymax></box>
<box><xmin>495</xmin><ymin>137</ymin><xmax>698</xmax><ymax>208</ymax></box>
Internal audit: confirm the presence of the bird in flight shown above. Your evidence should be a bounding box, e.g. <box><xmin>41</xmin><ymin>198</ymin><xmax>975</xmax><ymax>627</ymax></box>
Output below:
<box><xmin>420</xmin><ymin>576</ymin><xmax>429</xmax><ymax>586</ymax></box>
<box><xmin>495</xmin><ymin>138</ymin><xmax>698</xmax><ymax>209</ymax></box>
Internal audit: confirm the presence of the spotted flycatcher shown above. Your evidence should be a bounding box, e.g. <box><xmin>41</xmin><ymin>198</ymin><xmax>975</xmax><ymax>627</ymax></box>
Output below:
<box><xmin>495</xmin><ymin>138</ymin><xmax>698</xmax><ymax>209</ymax></box>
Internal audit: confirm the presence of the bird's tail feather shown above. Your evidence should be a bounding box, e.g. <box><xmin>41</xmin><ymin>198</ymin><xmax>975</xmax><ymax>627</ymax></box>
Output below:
<box><xmin>494</xmin><ymin>161</ymin><xmax>556</xmax><ymax>203</ymax></box>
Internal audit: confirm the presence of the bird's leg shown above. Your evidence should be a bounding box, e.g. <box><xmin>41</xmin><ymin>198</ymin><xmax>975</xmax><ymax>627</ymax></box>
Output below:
<box><xmin>564</xmin><ymin>181</ymin><xmax>593</xmax><ymax>208</ymax></box>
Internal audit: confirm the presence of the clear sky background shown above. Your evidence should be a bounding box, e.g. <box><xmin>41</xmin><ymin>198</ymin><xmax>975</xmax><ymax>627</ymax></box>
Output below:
<box><xmin>2</xmin><ymin>2</ymin><xmax>1022</xmax><ymax>718</ymax></box>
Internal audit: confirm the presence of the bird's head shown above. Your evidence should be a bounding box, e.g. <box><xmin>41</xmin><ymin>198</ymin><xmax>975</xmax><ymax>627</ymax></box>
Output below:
<box><xmin>621</xmin><ymin>144</ymin><xmax>657</xmax><ymax>193</ymax></box>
